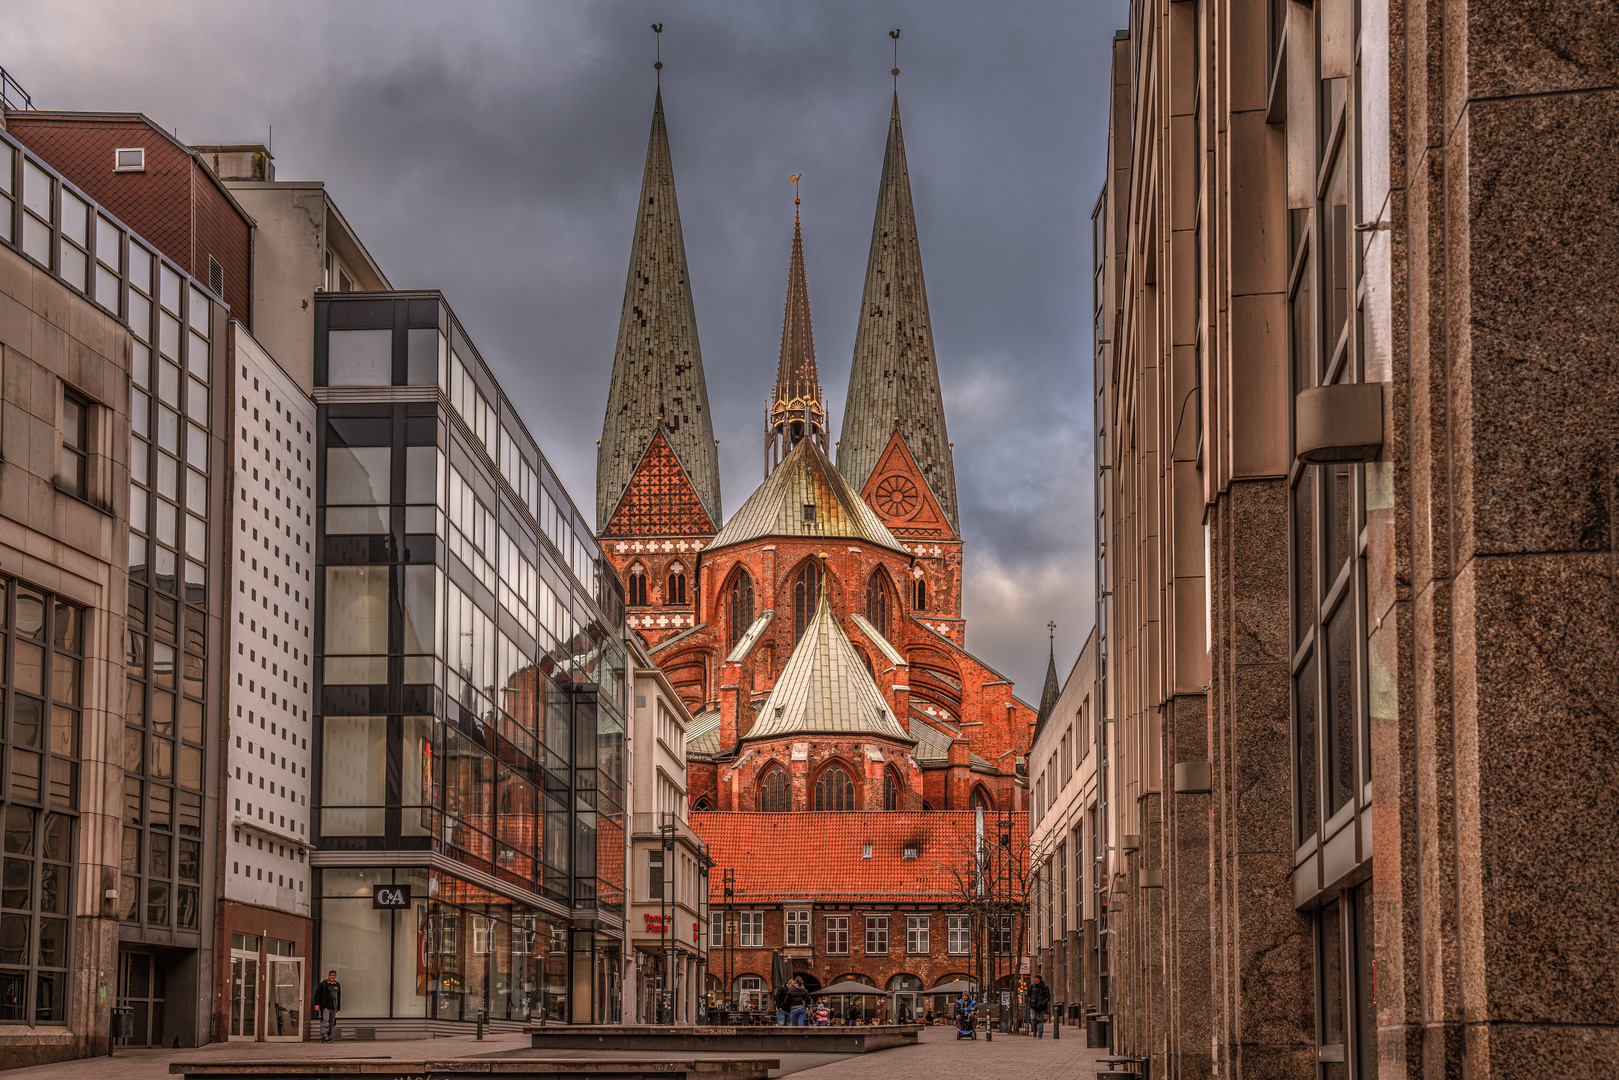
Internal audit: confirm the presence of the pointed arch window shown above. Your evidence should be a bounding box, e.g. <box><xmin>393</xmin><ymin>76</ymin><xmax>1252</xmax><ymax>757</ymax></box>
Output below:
<box><xmin>814</xmin><ymin>765</ymin><xmax>855</xmax><ymax>811</ymax></box>
<box><xmin>882</xmin><ymin>766</ymin><xmax>903</xmax><ymax>811</ymax></box>
<box><xmin>969</xmin><ymin>786</ymin><xmax>994</xmax><ymax>814</ymax></box>
<box><xmin>727</xmin><ymin>570</ymin><xmax>755</xmax><ymax>649</ymax></box>
<box><xmin>912</xmin><ymin>571</ymin><xmax>928</xmax><ymax>612</ymax></box>
<box><xmin>627</xmin><ymin>563</ymin><xmax>648</xmax><ymax>607</ymax></box>
<box><xmin>758</xmin><ymin>766</ymin><xmax>790</xmax><ymax>812</ymax></box>
<box><xmin>667</xmin><ymin>561</ymin><xmax>688</xmax><ymax>606</ymax></box>
<box><xmin>866</xmin><ymin>570</ymin><xmax>892</xmax><ymax>636</ymax></box>
<box><xmin>692</xmin><ymin>795</ymin><xmax>713</xmax><ymax>812</ymax></box>
<box><xmin>794</xmin><ymin>561</ymin><xmax>824</xmax><ymax>642</ymax></box>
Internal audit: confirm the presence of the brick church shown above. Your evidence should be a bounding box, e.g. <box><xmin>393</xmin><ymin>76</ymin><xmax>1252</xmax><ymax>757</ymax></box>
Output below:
<box><xmin>597</xmin><ymin>87</ymin><xmax>1035</xmax><ymax>1009</ymax></box>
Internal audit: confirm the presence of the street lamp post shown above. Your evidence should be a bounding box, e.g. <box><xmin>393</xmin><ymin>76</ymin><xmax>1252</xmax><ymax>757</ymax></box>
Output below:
<box><xmin>660</xmin><ymin>813</ymin><xmax>676</xmax><ymax>1024</ymax></box>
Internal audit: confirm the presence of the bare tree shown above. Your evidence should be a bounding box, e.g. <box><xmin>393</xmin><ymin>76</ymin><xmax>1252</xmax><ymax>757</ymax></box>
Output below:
<box><xmin>931</xmin><ymin>813</ymin><xmax>1049</xmax><ymax>1031</ymax></box>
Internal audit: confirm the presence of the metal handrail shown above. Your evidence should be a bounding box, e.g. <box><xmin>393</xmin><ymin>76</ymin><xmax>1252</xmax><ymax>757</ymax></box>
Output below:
<box><xmin>0</xmin><ymin>66</ymin><xmax>34</xmax><ymax>112</ymax></box>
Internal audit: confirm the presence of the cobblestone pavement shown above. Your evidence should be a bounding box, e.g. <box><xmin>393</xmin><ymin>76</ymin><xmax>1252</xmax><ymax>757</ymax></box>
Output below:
<box><xmin>2</xmin><ymin>1022</ymin><xmax>1108</xmax><ymax>1080</ymax></box>
<box><xmin>791</xmin><ymin>1023</ymin><xmax>1109</xmax><ymax>1080</ymax></box>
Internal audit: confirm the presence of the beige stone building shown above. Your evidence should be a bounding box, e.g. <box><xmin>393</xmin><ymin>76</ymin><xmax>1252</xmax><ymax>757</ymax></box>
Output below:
<box><xmin>1094</xmin><ymin>1</ymin><xmax>1617</xmax><ymax>1076</ymax></box>
<box><xmin>1027</xmin><ymin>628</ymin><xmax>1100</xmax><ymax>1020</ymax></box>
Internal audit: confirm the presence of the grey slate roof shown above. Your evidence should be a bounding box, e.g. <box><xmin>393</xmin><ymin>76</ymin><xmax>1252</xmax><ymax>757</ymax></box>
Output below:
<box><xmin>686</xmin><ymin>708</ymin><xmax>724</xmax><ymax>760</ymax></box>
<box><xmin>597</xmin><ymin>89</ymin><xmax>722</xmax><ymax>531</ymax></box>
<box><xmin>724</xmin><ymin>610</ymin><xmax>776</xmax><ymax>663</ymax></box>
<box><xmin>744</xmin><ymin>594</ymin><xmax>913</xmax><ymax>743</ymax></box>
<box><xmin>849</xmin><ymin>613</ymin><xmax>905</xmax><ymax>666</ymax></box>
<box><xmin>836</xmin><ymin>93</ymin><xmax>959</xmax><ymax>533</ymax></box>
<box><xmin>1034</xmin><ymin>640</ymin><xmax>1062</xmax><ymax>737</ymax></box>
<box><xmin>909</xmin><ymin>717</ymin><xmax>994</xmax><ymax>771</ymax></box>
<box><xmin>708</xmin><ymin>434</ymin><xmax>908</xmax><ymax>554</ymax></box>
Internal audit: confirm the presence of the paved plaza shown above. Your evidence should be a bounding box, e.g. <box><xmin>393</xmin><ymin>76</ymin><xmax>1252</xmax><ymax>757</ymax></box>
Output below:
<box><xmin>3</xmin><ymin>1024</ymin><xmax>1110</xmax><ymax>1080</ymax></box>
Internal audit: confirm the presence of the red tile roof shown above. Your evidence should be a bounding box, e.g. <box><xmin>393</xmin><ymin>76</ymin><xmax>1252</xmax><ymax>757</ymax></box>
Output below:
<box><xmin>694</xmin><ymin>811</ymin><xmax>1028</xmax><ymax>904</ymax></box>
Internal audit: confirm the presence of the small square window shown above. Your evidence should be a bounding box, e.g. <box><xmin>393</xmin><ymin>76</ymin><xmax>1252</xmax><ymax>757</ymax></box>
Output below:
<box><xmin>802</xmin><ymin>504</ymin><xmax>817</xmax><ymax>523</ymax></box>
<box><xmin>115</xmin><ymin>148</ymin><xmax>146</xmax><ymax>172</ymax></box>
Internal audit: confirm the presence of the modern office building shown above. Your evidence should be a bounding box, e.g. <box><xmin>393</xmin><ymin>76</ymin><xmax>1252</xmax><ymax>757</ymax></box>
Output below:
<box><xmin>0</xmin><ymin>111</ymin><xmax>225</xmax><ymax>1065</ymax></box>
<box><xmin>624</xmin><ymin>647</ymin><xmax>708</xmax><ymax>1024</ymax></box>
<box><xmin>1093</xmin><ymin>2</ymin><xmax>1619</xmax><ymax>1077</ymax></box>
<box><xmin>310</xmin><ymin>290</ymin><xmax>627</xmax><ymax>1033</ymax></box>
<box><xmin>1026</xmin><ymin>629</ymin><xmax>1098</xmax><ymax>1025</ymax></box>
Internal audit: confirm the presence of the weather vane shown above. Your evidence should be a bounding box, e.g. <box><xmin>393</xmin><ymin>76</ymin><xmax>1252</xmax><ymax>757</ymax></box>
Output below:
<box><xmin>890</xmin><ymin>28</ymin><xmax>901</xmax><ymax>89</ymax></box>
<box><xmin>1048</xmin><ymin>620</ymin><xmax>1057</xmax><ymax>642</ymax></box>
<box><xmin>790</xmin><ymin>173</ymin><xmax>802</xmax><ymax>220</ymax></box>
<box><xmin>652</xmin><ymin>24</ymin><xmax>663</xmax><ymax>86</ymax></box>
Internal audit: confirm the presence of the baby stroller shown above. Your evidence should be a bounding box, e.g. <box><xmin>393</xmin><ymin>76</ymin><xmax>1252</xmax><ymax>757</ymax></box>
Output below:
<box><xmin>955</xmin><ymin>998</ymin><xmax>978</xmax><ymax>1040</ymax></box>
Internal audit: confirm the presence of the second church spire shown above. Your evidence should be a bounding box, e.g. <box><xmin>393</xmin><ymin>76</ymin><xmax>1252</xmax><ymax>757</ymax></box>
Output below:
<box><xmin>767</xmin><ymin>187</ymin><xmax>827</xmax><ymax>474</ymax></box>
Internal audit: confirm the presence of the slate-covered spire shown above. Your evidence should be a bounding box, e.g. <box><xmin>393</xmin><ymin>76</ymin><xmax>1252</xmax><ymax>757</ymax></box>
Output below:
<box><xmin>598</xmin><ymin>88</ymin><xmax>721</xmax><ymax>533</ymax></box>
<box><xmin>837</xmin><ymin>93</ymin><xmax>958</xmax><ymax>532</ymax></box>
<box><xmin>767</xmin><ymin>199</ymin><xmax>827</xmax><ymax>473</ymax></box>
<box><xmin>1035</xmin><ymin>625</ymin><xmax>1062</xmax><ymax>734</ymax></box>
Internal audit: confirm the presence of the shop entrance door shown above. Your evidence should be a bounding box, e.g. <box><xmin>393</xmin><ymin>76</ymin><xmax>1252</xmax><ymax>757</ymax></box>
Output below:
<box><xmin>116</xmin><ymin>949</ymin><xmax>165</xmax><ymax>1048</ymax></box>
<box><xmin>266</xmin><ymin>957</ymin><xmax>303</xmax><ymax>1040</ymax></box>
<box><xmin>228</xmin><ymin>951</ymin><xmax>258</xmax><ymax>1039</ymax></box>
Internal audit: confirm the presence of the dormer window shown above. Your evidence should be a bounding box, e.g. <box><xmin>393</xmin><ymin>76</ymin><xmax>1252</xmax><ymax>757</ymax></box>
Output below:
<box><xmin>802</xmin><ymin>503</ymin><xmax>817</xmax><ymax>523</ymax></box>
<box><xmin>114</xmin><ymin>147</ymin><xmax>145</xmax><ymax>172</ymax></box>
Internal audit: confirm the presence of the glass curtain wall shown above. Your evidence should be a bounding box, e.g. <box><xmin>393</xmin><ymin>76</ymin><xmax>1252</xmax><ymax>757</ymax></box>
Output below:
<box><xmin>313</xmin><ymin>295</ymin><xmax>625</xmax><ymax>1021</ymax></box>
<box><xmin>1283</xmin><ymin>5</ymin><xmax>1376</xmax><ymax>1076</ymax></box>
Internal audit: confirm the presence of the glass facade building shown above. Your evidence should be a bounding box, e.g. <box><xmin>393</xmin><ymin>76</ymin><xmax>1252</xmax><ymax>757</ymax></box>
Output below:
<box><xmin>311</xmin><ymin>293</ymin><xmax>626</xmax><ymax>1029</ymax></box>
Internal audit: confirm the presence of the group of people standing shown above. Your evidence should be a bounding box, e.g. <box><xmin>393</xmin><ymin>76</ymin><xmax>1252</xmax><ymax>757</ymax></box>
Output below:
<box><xmin>772</xmin><ymin>976</ymin><xmax>833</xmax><ymax>1026</ymax></box>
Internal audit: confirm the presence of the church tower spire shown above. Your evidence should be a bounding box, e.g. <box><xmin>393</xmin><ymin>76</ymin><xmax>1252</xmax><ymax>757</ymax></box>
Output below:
<box><xmin>597</xmin><ymin>86</ymin><xmax>721</xmax><ymax>533</ymax></box>
<box><xmin>767</xmin><ymin>182</ymin><xmax>827</xmax><ymax>474</ymax></box>
<box><xmin>836</xmin><ymin>91</ymin><xmax>958</xmax><ymax>532</ymax></box>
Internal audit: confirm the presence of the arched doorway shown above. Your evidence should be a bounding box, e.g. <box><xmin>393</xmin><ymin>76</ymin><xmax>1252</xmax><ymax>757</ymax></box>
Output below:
<box><xmin>887</xmin><ymin>973</ymin><xmax>923</xmax><ymax>1023</ymax></box>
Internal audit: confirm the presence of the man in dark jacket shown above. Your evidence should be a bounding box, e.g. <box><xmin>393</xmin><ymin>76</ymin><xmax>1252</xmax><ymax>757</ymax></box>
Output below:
<box><xmin>313</xmin><ymin>970</ymin><xmax>341</xmax><ymax>1042</ymax></box>
<box><xmin>1026</xmin><ymin>975</ymin><xmax>1051</xmax><ymax>1038</ymax></box>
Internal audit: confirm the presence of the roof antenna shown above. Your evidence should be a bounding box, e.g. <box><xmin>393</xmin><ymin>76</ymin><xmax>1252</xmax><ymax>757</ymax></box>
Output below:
<box><xmin>890</xmin><ymin>28</ymin><xmax>900</xmax><ymax>91</ymax></box>
<box><xmin>652</xmin><ymin>24</ymin><xmax>663</xmax><ymax>88</ymax></box>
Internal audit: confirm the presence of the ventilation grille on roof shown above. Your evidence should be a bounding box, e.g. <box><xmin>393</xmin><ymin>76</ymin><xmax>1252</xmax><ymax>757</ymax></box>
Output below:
<box><xmin>208</xmin><ymin>255</ymin><xmax>223</xmax><ymax>297</ymax></box>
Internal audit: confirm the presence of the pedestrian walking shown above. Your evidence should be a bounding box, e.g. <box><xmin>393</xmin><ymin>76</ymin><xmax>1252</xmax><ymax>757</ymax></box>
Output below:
<box><xmin>1026</xmin><ymin>975</ymin><xmax>1051</xmax><ymax>1038</ymax></box>
<box><xmin>313</xmin><ymin>970</ymin><xmax>342</xmax><ymax>1042</ymax></box>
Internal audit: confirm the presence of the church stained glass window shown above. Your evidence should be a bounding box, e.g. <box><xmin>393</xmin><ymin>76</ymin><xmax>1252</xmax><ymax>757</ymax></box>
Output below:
<box><xmin>794</xmin><ymin>561</ymin><xmax>823</xmax><ymax>643</ymax></box>
<box><xmin>866</xmin><ymin>571</ymin><xmax>890</xmax><ymax>636</ymax></box>
<box><xmin>727</xmin><ymin>571</ymin><xmax>754</xmax><ymax>650</ymax></box>
<box><xmin>759</xmin><ymin>767</ymin><xmax>789</xmax><ymax>812</ymax></box>
<box><xmin>815</xmin><ymin>766</ymin><xmax>854</xmax><ymax>811</ymax></box>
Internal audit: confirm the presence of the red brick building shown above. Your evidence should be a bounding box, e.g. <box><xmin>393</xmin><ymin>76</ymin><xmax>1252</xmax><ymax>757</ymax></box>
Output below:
<box><xmin>596</xmin><ymin>90</ymin><xmax>1038</xmax><ymax>1003</ymax></box>
<box><xmin>696</xmin><ymin>811</ymin><xmax>1027</xmax><ymax>1014</ymax></box>
<box><xmin>5</xmin><ymin>112</ymin><xmax>255</xmax><ymax>323</ymax></box>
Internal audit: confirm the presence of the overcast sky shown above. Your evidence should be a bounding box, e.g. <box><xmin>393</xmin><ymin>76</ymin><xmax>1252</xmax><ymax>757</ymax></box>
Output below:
<box><xmin>3</xmin><ymin>0</ymin><xmax>1125</xmax><ymax>700</ymax></box>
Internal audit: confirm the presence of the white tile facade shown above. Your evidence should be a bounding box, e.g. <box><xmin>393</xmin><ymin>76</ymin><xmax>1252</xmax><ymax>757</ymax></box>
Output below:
<box><xmin>225</xmin><ymin>326</ymin><xmax>317</xmax><ymax>914</ymax></box>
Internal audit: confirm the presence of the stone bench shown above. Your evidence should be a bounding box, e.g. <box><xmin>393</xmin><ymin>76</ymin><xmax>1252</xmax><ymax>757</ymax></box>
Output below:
<box><xmin>526</xmin><ymin>1024</ymin><xmax>922</xmax><ymax>1054</ymax></box>
<box><xmin>170</xmin><ymin>1057</ymin><xmax>779</xmax><ymax>1080</ymax></box>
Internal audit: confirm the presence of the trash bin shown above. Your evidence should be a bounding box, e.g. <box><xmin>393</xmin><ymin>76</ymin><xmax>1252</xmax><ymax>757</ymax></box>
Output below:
<box><xmin>1086</xmin><ymin>1013</ymin><xmax>1111</xmax><ymax>1049</ymax></box>
<box><xmin>111</xmin><ymin>1005</ymin><xmax>135</xmax><ymax>1042</ymax></box>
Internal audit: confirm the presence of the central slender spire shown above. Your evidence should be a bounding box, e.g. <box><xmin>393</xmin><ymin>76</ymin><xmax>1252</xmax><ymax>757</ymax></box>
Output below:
<box><xmin>837</xmin><ymin>91</ymin><xmax>959</xmax><ymax>532</ymax></box>
<box><xmin>598</xmin><ymin>87</ymin><xmax>721</xmax><ymax>532</ymax></box>
<box><xmin>768</xmin><ymin>183</ymin><xmax>827</xmax><ymax>474</ymax></box>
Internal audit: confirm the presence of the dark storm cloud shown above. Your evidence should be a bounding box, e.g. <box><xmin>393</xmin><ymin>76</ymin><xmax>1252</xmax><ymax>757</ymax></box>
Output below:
<box><xmin>2</xmin><ymin>0</ymin><xmax>1125</xmax><ymax>697</ymax></box>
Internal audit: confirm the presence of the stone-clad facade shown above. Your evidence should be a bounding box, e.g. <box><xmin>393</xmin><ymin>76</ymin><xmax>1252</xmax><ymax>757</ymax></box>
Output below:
<box><xmin>1092</xmin><ymin>1</ymin><xmax>1619</xmax><ymax>1077</ymax></box>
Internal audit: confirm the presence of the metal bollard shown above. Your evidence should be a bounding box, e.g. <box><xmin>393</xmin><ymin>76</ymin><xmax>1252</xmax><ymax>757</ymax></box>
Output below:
<box><xmin>477</xmin><ymin>1008</ymin><xmax>488</xmax><ymax>1040</ymax></box>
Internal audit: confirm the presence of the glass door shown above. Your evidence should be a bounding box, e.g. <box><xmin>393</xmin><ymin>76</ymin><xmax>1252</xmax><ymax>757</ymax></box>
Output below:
<box><xmin>229</xmin><ymin>952</ymin><xmax>258</xmax><ymax>1039</ymax></box>
<box><xmin>117</xmin><ymin>949</ymin><xmax>165</xmax><ymax>1047</ymax></box>
<box><xmin>266</xmin><ymin>958</ymin><xmax>303</xmax><ymax>1040</ymax></box>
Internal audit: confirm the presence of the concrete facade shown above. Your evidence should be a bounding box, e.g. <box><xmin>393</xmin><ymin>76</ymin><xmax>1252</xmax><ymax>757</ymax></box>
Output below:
<box><xmin>1095</xmin><ymin>1</ymin><xmax>1619</xmax><ymax>1077</ymax></box>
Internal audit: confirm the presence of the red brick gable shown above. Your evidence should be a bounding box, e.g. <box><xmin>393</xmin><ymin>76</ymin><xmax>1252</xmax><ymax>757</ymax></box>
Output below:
<box><xmin>693</xmin><ymin>811</ymin><xmax>1028</xmax><ymax>904</ymax></box>
<box><xmin>859</xmin><ymin>430</ymin><xmax>955</xmax><ymax>542</ymax></box>
<box><xmin>602</xmin><ymin>429</ymin><xmax>717</xmax><ymax>538</ymax></box>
